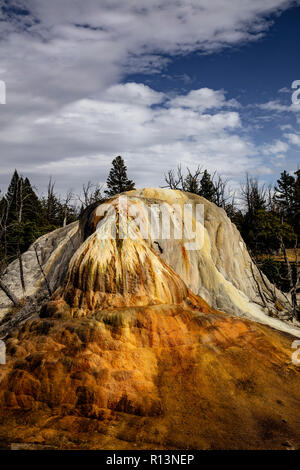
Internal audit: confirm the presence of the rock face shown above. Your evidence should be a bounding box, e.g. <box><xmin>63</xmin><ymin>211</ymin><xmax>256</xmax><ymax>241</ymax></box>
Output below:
<box><xmin>1</xmin><ymin>305</ymin><xmax>300</xmax><ymax>450</ymax></box>
<box><xmin>122</xmin><ymin>189</ymin><xmax>299</xmax><ymax>335</ymax></box>
<box><xmin>1</xmin><ymin>189</ymin><xmax>298</xmax><ymax>335</ymax></box>
<box><xmin>0</xmin><ymin>222</ymin><xmax>80</xmax><ymax>321</ymax></box>
<box><xmin>0</xmin><ymin>189</ymin><xmax>299</xmax><ymax>450</ymax></box>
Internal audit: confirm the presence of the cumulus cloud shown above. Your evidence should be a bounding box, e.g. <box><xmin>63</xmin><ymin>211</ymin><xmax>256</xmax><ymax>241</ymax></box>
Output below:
<box><xmin>0</xmin><ymin>0</ymin><xmax>299</xmax><ymax>192</ymax></box>
<box><xmin>103</xmin><ymin>83</ymin><xmax>165</xmax><ymax>106</ymax></box>
<box><xmin>257</xmin><ymin>100</ymin><xmax>300</xmax><ymax>113</ymax></box>
<box><xmin>0</xmin><ymin>82</ymin><xmax>262</xmax><ymax>192</ymax></box>
<box><xmin>285</xmin><ymin>132</ymin><xmax>300</xmax><ymax>146</ymax></box>
<box><xmin>168</xmin><ymin>88</ymin><xmax>239</xmax><ymax>111</ymax></box>
<box><xmin>263</xmin><ymin>140</ymin><xmax>289</xmax><ymax>155</ymax></box>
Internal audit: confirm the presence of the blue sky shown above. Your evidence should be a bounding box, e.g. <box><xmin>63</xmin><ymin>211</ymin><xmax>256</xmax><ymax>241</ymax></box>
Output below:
<box><xmin>0</xmin><ymin>0</ymin><xmax>299</xmax><ymax>197</ymax></box>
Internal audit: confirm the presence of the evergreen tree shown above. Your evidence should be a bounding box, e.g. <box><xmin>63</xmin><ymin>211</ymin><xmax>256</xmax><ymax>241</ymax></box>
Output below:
<box><xmin>6</xmin><ymin>169</ymin><xmax>19</xmax><ymax>202</ymax></box>
<box><xmin>105</xmin><ymin>156</ymin><xmax>135</xmax><ymax>197</ymax></box>
<box><xmin>240</xmin><ymin>176</ymin><xmax>268</xmax><ymax>254</ymax></box>
<box><xmin>0</xmin><ymin>171</ymin><xmax>79</xmax><ymax>271</ymax></box>
<box><xmin>5</xmin><ymin>169</ymin><xmax>20</xmax><ymax>224</ymax></box>
<box><xmin>23</xmin><ymin>178</ymin><xmax>43</xmax><ymax>223</ymax></box>
<box><xmin>275</xmin><ymin>170</ymin><xmax>295</xmax><ymax>219</ymax></box>
<box><xmin>199</xmin><ymin>170</ymin><xmax>216</xmax><ymax>203</ymax></box>
<box><xmin>253</xmin><ymin>209</ymin><xmax>295</xmax><ymax>254</ymax></box>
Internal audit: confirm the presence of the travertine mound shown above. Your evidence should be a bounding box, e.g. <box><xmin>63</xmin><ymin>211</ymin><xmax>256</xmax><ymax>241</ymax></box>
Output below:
<box><xmin>0</xmin><ymin>305</ymin><xmax>299</xmax><ymax>449</ymax></box>
<box><xmin>0</xmin><ymin>222</ymin><xmax>80</xmax><ymax>320</ymax></box>
<box><xmin>0</xmin><ymin>189</ymin><xmax>299</xmax><ymax>450</ymax></box>
<box><xmin>60</xmin><ymin>195</ymin><xmax>203</xmax><ymax>313</ymax></box>
<box><xmin>0</xmin><ymin>189</ymin><xmax>298</xmax><ymax>337</ymax></box>
<box><xmin>60</xmin><ymin>189</ymin><xmax>298</xmax><ymax>336</ymax></box>
<box><xmin>127</xmin><ymin>189</ymin><xmax>298</xmax><ymax>334</ymax></box>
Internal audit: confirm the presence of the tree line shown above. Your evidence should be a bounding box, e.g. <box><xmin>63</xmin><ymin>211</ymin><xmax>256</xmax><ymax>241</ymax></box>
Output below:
<box><xmin>164</xmin><ymin>165</ymin><xmax>299</xmax><ymax>318</ymax></box>
<box><xmin>165</xmin><ymin>165</ymin><xmax>299</xmax><ymax>254</ymax></box>
<box><xmin>0</xmin><ymin>156</ymin><xmax>134</xmax><ymax>271</ymax></box>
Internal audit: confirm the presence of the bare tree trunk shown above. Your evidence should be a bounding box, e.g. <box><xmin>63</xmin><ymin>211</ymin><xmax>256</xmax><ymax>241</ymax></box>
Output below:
<box><xmin>250</xmin><ymin>260</ymin><xmax>267</xmax><ymax>308</ymax></box>
<box><xmin>33</xmin><ymin>244</ymin><xmax>52</xmax><ymax>297</ymax></box>
<box><xmin>0</xmin><ymin>278</ymin><xmax>21</xmax><ymax>307</ymax></box>
<box><xmin>62</xmin><ymin>191</ymin><xmax>73</xmax><ymax>227</ymax></box>
<box><xmin>249</xmin><ymin>252</ymin><xmax>296</xmax><ymax>319</ymax></box>
<box><xmin>17</xmin><ymin>178</ymin><xmax>26</xmax><ymax>293</ymax></box>
<box><xmin>282</xmin><ymin>241</ymin><xmax>296</xmax><ymax>317</ymax></box>
<box><xmin>18</xmin><ymin>249</ymin><xmax>26</xmax><ymax>293</ymax></box>
<box><xmin>0</xmin><ymin>196</ymin><xmax>11</xmax><ymax>263</ymax></box>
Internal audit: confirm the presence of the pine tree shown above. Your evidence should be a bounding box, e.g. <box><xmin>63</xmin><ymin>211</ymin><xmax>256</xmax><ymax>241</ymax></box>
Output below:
<box><xmin>239</xmin><ymin>176</ymin><xmax>268</xmax><ymax>254</ymax></box>
<box><xmin>3</xmin><ymin>172</ymin><xmax>48</xmax><ymax>261</ymax></box>
<box><xmin>5</xmin><ymin>170</ymin><xmax>20</xmax><ymax>223</ymax></box>
<box><xmin>105</xmin><ymin>156</ymin><xmax>135</xmax><ymax>197</ymax></box>
<box><xmin>6</xmin><ymin>170</ymin><xmax>19</xmax><ymax>203</ymax></box>
<box><xmin>23</xmin><ymin>178</ymin><xmax>43</xmax><ymax>222</ymax></box>
<box><xmin>0</xmin><ymin>172</ymin><xmax>79</xmax><ymax>272</ymax></box>
<box><xmin>275</xmin><ymin>170</ymin><xmax>295</xmax><ymax>219</ymax></box>
<box><xmin>199</xmin><ymin>170</ymin><xmax>216</xmax><ymax>203</ymax></box>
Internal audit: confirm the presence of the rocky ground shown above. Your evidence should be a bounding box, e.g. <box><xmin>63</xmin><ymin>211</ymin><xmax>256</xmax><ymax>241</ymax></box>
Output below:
<box><xmin>0</xmin><ymin>302</ymin><xmax>299</xmax><ymax>449</ymax></box>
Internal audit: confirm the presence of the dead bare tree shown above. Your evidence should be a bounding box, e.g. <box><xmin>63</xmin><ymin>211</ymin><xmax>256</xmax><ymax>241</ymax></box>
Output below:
<box><xmin>214</xmin><ymin>174</ymin><xmax>233</xmax><ymax>209</ymax></box>
<box><xmin>249</xmin><ymin>241</ymin><xmax>300</xmax><ymax>321</ymax></box>
<box><xmin>0</xmin><ymin>278</ymin><xmax>21</xmax><ymax>308</ymax></box>
<box><xmin>164</xmin><ymin>166</ymin><xmax>184</xmax><ymax>190</ymax></box>
<box><xmin>0</xmin><ymin>193</ymin><xmax>13</xmax><ymax>266</ymax></box>
<box><xmin>281</xmin><ymin>238</ymin><xmax>299</xmax><ymax>319</ymax></box>
<box><xmin>241</xmin><ymin>174</ymin><xmax>268</xmax><ymax>215</ymax></box>
<box><xmin>0</xmin><ymin>261</ymin><xmax>21</xmax><ymax>308</ymax></box>
<box><xmin>251</xmin><ymin>257</ymin><xmax>278</xmax><ymax>306</ymax></box>
<box><xmin>164</xmin><ymin>165</ymin><xmax>203</xmax><ymax>192</ymax></box>
<box><xmin>183</xmin><ymin>166</ymin><xmax>203</xmax><ymax>193</ymax></box>
<box><xmin>266</xmin><ymin>184</ymin><xmax>276</xmax><ymax>212</ymax></box>
<box><xmin>77</xmin><ymin>181</ymin><xmax>103</xmax><ymax>208</ymax></box>
<box><xmin>62</xmin><ymin>190</ymin><xmax>74</xmax><ymax>227</ymax></box>
<box><xmin>249</xmin><ymin>260</ymin><xmax>269</xmax><ymax>309</ymax></box>
<box><xmin>15</xmin><ymin>177</ymin><xmax>26</xmax><ymax>293</ymax></box>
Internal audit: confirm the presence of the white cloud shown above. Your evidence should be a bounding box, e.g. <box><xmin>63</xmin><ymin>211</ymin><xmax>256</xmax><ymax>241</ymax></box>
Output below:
<box><xmin>278</xmin><ymin>86</ymin><xmax>291</xmax><ymax>93</ymax></box>
<box><xmin>0</xmin><ymin>82</ymin><xmax>263</xmax><ymax>192</ymax></box>
<box><xmin>280</xmin><ymin>124</ymin><xmax>293</xmax><ymax>130</ymax></box>
<box><xmin>258</xmin><ymin>100</ymin><xmax>300</xmax><ymax>113</ymax></box>
<box><xmin>168</xmin><ymin>88</ymin><xmax>239</xmax><ymax>111</ymax></box>
<box><xmin>9</xmin><ymin>1</ymin><xmax>297</xmax><ymax>52</ymax></box>
<box><xmin>263</xmin><ymin>140</ymin><xmax>289</xmax><ymax>155</ymax></box>
<box><xmin>0</xmin><ymin>0</ymin><xmax>299</xmax><ymax>192</ymax></box>
<box><xmin>285</xmin><ymin>133</ymin><xmax>300</xmax><ymax>146</ymax></box>
<box><xmin>103</xmin><ymin>83</ymin><xmax>165</xmax><ymax>106</ymax></box>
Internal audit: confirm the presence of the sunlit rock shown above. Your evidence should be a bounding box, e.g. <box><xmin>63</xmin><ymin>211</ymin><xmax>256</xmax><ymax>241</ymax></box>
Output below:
<box><xmin>0</xmin><ymin>189</ymin><xmax>299</xmax><ymax>450</ymax></box>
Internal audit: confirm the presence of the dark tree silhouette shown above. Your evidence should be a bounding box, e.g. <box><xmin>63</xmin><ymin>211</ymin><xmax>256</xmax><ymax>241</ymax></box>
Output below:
<box><xmin>105</xmin><ymin>156</ymin><xmax>135</xmax><ymax>197</ymax></box>
<box><xmin>275</xmin><ymin>170</ymin><xmax>295</xmax><ymax>219</ymax></box>
<box><xmin>199</xmin><ymin>170</ymin><xmax>216</xmax><ymax>203</ymax></box>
